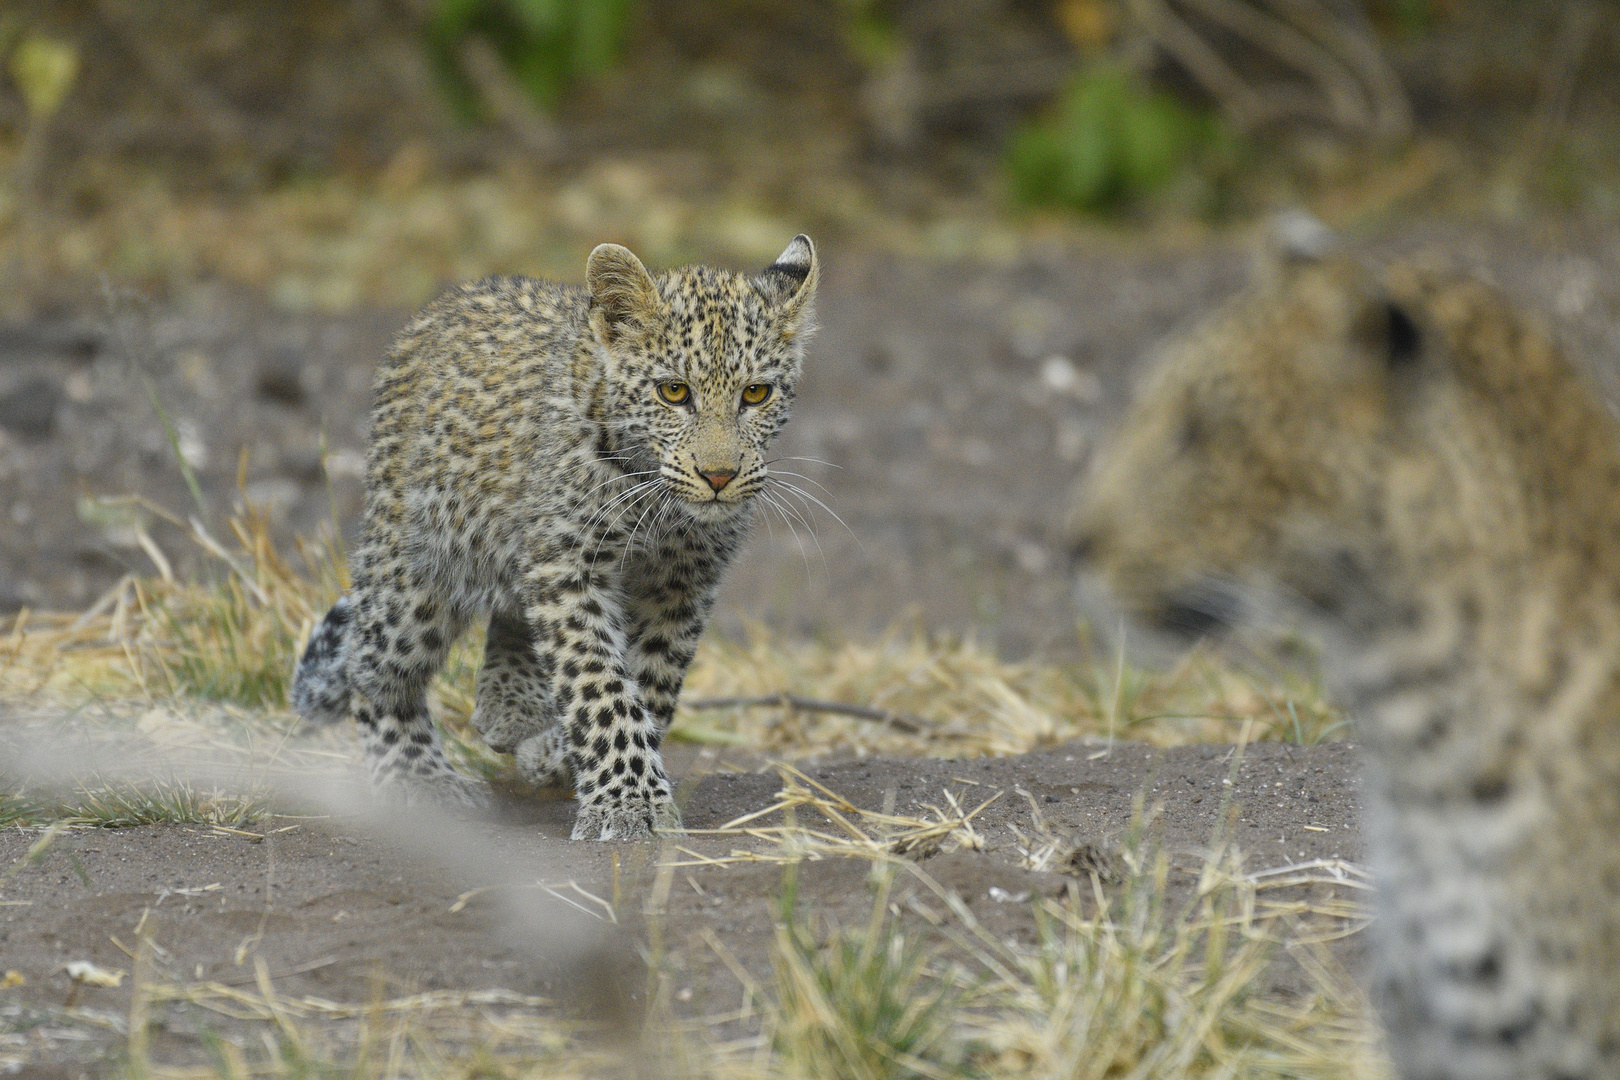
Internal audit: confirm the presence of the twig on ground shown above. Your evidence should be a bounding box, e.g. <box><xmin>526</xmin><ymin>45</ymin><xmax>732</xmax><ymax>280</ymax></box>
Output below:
<box><xmin>682</xmin><ymin>693</ymin><xmax>926</xmax><ymax>734</ymax></box>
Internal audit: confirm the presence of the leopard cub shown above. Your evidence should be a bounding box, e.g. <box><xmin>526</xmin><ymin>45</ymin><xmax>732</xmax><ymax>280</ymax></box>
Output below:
<box><xmin>292</xmin><ymin>236</ymin><xmax>819</xmax><ymax>840</ymax></box>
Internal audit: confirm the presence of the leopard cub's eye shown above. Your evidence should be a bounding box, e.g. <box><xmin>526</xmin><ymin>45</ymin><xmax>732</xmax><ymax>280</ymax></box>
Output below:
<box><xmin>656</xmin><ymin>381</ymin><xmax>691</xmax><ymax>405</ymax></box>
<box><xmin>741</xmin><ymin>383</ymin><xmax>772</xmax><ymax>406</ymax></box>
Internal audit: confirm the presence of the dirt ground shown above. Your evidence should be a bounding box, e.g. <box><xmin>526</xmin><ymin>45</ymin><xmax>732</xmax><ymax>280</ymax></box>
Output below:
<box><xmin>0</xmin><ymin>736</ymin><xmax>1367</xmax><ymax>1073</ymax></box>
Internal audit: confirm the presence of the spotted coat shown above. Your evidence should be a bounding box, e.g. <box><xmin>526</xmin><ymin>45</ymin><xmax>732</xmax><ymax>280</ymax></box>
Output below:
<box><xmin>1070</xmin><ymin>250</ymin><xmax>1620</xmax><ymax>1078</ymax></box>
<box><xmin>292</xmin><ymin>237</ymin><xmax>819</xmax><ymax>840</ymax></box>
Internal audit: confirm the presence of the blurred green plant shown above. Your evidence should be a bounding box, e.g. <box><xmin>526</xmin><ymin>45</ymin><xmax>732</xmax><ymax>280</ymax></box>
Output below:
<box><xmin>1007</xmin><ymin>61</ymin><xmax>1235</xmax><ymax>215</ymax></box>
<box><xmin>8</xmin><ymin>30</ymin><xmax>78</xmax><ymax>122</ymax></box>
<box><xmin>427</xmin><ymin>0</ymin><xmax>634</xmax><ymax>117</ymax></box>
<box><xmin>1381</xmin><ymin>0</ymin><xmax>1435</xmax><ymax>36</ymax></box>
<box><xmin>840</xmin><ymin>0</ymin><xmax>900</xmax><ymax>68</ymax></box>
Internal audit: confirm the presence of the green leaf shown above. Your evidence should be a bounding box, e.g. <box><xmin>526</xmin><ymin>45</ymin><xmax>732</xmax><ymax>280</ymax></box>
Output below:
<box><xmin>1007</xmin><ymin>127</ymin><xmax>1068</xmax><ymax>206</ymax></box>
<box><xmin>1055</xmin><ymin>68</ymin><xmax>1125</xmax><ymax>208</ymax></box>
<box><xmin>507</xmin><ymin>0</ymin><xmax>564</xmax><ymax>35</ymax></box>
<box><xmin>572</xmin><ymin>0</ymin><xmax>633</xmax><ymax>76</ymax></box>
<box><xmin>430</xmin><ymin>0</ymin><xmax>483</xmax><ymax>34</ymax></box>
<box><xmin>1118</xmin><ymin>92</ymin><xmax>1191</xmax><ymax>194</ymax></box>
<box><xmin>9</xmin><ymin>32</ymin><xmax>78</xmax><ymax>120</ymax></box>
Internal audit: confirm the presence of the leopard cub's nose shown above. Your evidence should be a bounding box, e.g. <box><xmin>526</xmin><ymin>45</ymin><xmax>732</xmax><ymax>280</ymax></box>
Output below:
<box><xmin>700</xmin><ymin>469</ymin><xmax>736</xmax><ymax>492</ymax></box>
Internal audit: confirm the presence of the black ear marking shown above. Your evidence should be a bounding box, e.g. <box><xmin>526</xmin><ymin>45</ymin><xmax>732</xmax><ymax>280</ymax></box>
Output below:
<box><xmin>755</xmin><ymin>234</ymin><xmax>818</xmax><ymax>308</ymax></box>
<box><xmin>762</xmin><ymin>260</ymin><xmax>810</xmax><ymax>286</ymax></box>
<box><xmin>1354</xmin><ymin>298</ymin><xmax>1423</xmax><ymax>370</ymax></box>
<box><xmin>764</xmin><ymin>234</ymin><xmax>813</xmax><ymax>280</ymax></box>
<box><xmin>1385</xmin><ymin>302</ymin><xmax>1421</xmax><ymax>367</ymax></box>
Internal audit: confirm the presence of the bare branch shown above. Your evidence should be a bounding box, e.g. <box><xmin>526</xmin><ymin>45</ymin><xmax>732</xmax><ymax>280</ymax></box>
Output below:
<box><xmin>1260</xmin><ymin>0</ymin><xmax>1413</xmax><ymax>144</ymax></box>
<box><xmin>682</xmin><ymin>693</ymin><xmax>927</xmax><ymax>734</ymax></box>
<box><xmin>1128</xmin><ymin>0</ymin><xmax>1279</xmax><ymax>132</ymax></box>
<box><xmin>96</xmin><ymin>0</ymin><xmax>252</xmax><ymax>147</ymax></box>
<box><xmin>455</xmin><ymin>34</ymin><xmax>561</xmax><ymax>159</ymax></box>
<box><xmin>1177</xmin><ymin>0</ymin><xmax>1373</xmax><ymax>133</ymax></box>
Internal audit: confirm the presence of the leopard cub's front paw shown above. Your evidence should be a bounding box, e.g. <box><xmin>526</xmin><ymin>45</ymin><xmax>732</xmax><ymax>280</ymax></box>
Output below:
<box><xmin>373</xmin><ymin>767</ymin><xmax>492</xmax><ymax>813</ymax></box>
<box><xmin>569</xmin><ymin>791</ymin><xmax>681</xmax><ymax>841</ymax></box>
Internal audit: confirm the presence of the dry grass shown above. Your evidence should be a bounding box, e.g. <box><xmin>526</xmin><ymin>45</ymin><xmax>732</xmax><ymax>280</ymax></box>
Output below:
<box><xmin>0</xmin><ymin>504</ymin><xmax>1385</xmax><ymax>1077</ymax></box>
<box><xmin>0</xmin><ymin>738</ymin><xmax>1390</xmax><ymax>1080</ymax></box>
<box><xmin>0</xmin><ymin>496</ymin><xmax>1339</xmax><ymax>770</ymax></box>
<box><xmin>73</xmin><ymin>796</ymin><xmax>1384</xmax><ymax>1080</ymax></box>
<box><xmin>0</xmin><ymin>781</ymin><xmax>1383</xmax><ymax>1079</ymax></box>
<box><xmin>675</xmin><ymin>625</ymin><xmax>1341</xmax><ymax>757</ymax></box>
<box><xmin>0</xmin><ymin>776</ymin><xmax>268</xmax><ymax>830</ymax></box>
<box><xmin>0</xmin><ymin>148</ymin><xmax>862</xmax><ymax>320</ymax></box>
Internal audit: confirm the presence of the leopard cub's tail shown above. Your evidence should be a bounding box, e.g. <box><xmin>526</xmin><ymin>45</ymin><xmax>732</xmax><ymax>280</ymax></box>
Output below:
<box><xmin>291</xmin><ymin>593</ymin><xmax>354</xmax><ymax>725</ymax></box>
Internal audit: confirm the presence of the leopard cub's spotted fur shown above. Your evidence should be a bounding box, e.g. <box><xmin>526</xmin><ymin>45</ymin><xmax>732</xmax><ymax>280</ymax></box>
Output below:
<box><xmin>292</xmin><ymin>236</ymin><xmax>819</xmax><ymax>840</ymax></box>
<box><xmin>1070</xmin><ymin>244</ymin><xmax>1620</xmax><ymax>1078</ymax></box>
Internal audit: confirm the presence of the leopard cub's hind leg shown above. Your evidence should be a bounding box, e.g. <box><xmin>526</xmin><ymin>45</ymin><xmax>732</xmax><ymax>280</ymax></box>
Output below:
<box><xmin>344</xmin><ymin>571</ymin><xmax>488</xmax><ymax>809</ymax></box>
<box><xmin>472</xmin><ymin>612</ymin><xmax>556</xmax><ymax>752</ymax></box>
<box><xmin>473</xmin><ymin>610</ymin><xmax>572</xmax><ymax>788</ymax></box>
<box><xmin>513</xmin><ymin>726</ymin><xmax>573</xmax><ymax>788</ymax></box>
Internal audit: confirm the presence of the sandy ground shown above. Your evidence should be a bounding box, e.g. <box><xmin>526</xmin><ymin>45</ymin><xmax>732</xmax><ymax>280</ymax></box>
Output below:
<box><xmin>0</xmin><ymin>738</ymin><xmax>1366</xmax><ymax>1073</ymax></box>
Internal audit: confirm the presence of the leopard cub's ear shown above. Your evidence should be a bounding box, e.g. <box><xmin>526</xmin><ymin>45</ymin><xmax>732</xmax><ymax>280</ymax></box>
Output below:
<box><xmin>755</xmin><ymin>234</ymin><xmax>819</xmax><ymax>325</ymax></box>
<box><xmin>587</xmin><ymin>243</ymin><xmax>663</xmax><ymax>344</ymax></box>
<box><xmin>1350</xmin><ymin>296</ymin><xmax>1423</xmax><ymax>372</ymax></box>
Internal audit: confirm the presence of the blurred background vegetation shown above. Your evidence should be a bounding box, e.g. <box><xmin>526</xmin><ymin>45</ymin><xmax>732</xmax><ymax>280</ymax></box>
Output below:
<box><xmin>0</xmin><ymin>0</ymin><xmax>1614</xmax><ymax>314</ymax></box>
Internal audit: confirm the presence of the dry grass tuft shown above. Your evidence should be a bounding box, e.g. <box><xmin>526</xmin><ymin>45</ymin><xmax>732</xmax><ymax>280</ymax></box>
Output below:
<box><xmin>669</xmin><ymin>762</ymin><xmax>997</xmax><ymax>868</ymax></box>
<box><xmin>673</xmin><ymin>624</ymin><xmax>1341</xmax><ymax>757</ymax></box>
<box><xmin>0</xmin><ymin>498</ymin><xmax>343</xmax><ymax>709</ymax></box>
<box><xmin>0</xmin><ymin>777</ymin><xmax>268</xmax><ymax>829</ymax></box>
<box><xmin>724</xmin><ymin>786</ymin><xmax>1383</xmax><ymax>1080</ymax></box>
<box><xmin>769</xmin><ymin>862</ymin><xmax>969</xmax><ymax>1080</ymax></box>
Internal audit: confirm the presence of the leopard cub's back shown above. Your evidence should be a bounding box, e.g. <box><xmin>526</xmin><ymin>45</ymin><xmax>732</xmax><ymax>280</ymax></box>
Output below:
<box><xmin>362</xmin><ymin>277</ymin><xmax>590</xmax><ymax>602</ymax></box>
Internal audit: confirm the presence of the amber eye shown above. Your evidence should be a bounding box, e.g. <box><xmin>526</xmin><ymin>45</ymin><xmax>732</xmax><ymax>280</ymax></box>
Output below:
<box><xmin>741</xmin><ymin>383</ymin><xmax>772</xmax><ymax>406</ymax></box>
<box><xmin>656</xmin><ymin>381</ymin><xmax>691</xmax><ymax>405</ymax></box>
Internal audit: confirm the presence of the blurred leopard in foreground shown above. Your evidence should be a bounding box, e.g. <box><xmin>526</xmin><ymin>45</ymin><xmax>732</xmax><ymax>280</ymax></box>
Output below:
<box><xmin>292</xmin><ymin>236</ymin><xmax>819</xmax><ymax>840</ymax></box>
<box><xmin>1068</xmin><ymin>241</ymin><xmax>1620</xmax><ymax>1078</ymax></box>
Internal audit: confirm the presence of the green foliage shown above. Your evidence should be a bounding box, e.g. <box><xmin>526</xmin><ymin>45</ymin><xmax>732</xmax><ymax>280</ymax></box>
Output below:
<box><xmin>1007</xmin><ymin>62</ymin><xmax>1233</xmax><ymax>214</ymax></box>
<box><xmin>1386</xmin><ymin>0</ymin><xmax>1434</xmax><ymax>36</ymax></box>
<box><xmin>7</xmin><ymin>30</ymin><xmax>78</xmax><ymax>121</ymax></box>
<box><xmin>428</xmin><ymin>0</ymin><xmax>635</xmax><ymax>117</ymax></box>
<box><xmin>840</xmin><ymin>0</ymin><xmax>900</xmax><ymax>68</ymax></box>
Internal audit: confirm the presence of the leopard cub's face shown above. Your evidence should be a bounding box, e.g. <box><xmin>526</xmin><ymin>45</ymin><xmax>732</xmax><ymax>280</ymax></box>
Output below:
<box><xmin>586</xmin><ymin>236</ymin><xmax>819</xmax><ymax>523</ymax></box>
<box><xmin>1066</xmin><ymin>256</ymin><xmax>1428</xmax><ymax>639</ymax></box>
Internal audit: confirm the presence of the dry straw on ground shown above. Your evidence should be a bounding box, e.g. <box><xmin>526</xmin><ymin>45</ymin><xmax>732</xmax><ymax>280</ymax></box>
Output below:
<box><xmin>20</xmin><ymin>784</ymin><xmax>1383</xmax><ymax>1080</ymax></box>
<box><xmin>59</xmin><ymin>808</ymin><xmax>1385</xmax><ymax>1080</ymax></box>
<box><xmin>0</xmin><ymin>504</ymin><xmax>1386</xmax><ymax>1077</ymax></box>
<box><xmin>0</xmin><ymin>499</ymin><xmax>1341</xmax><ymax>767</ymax></box>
